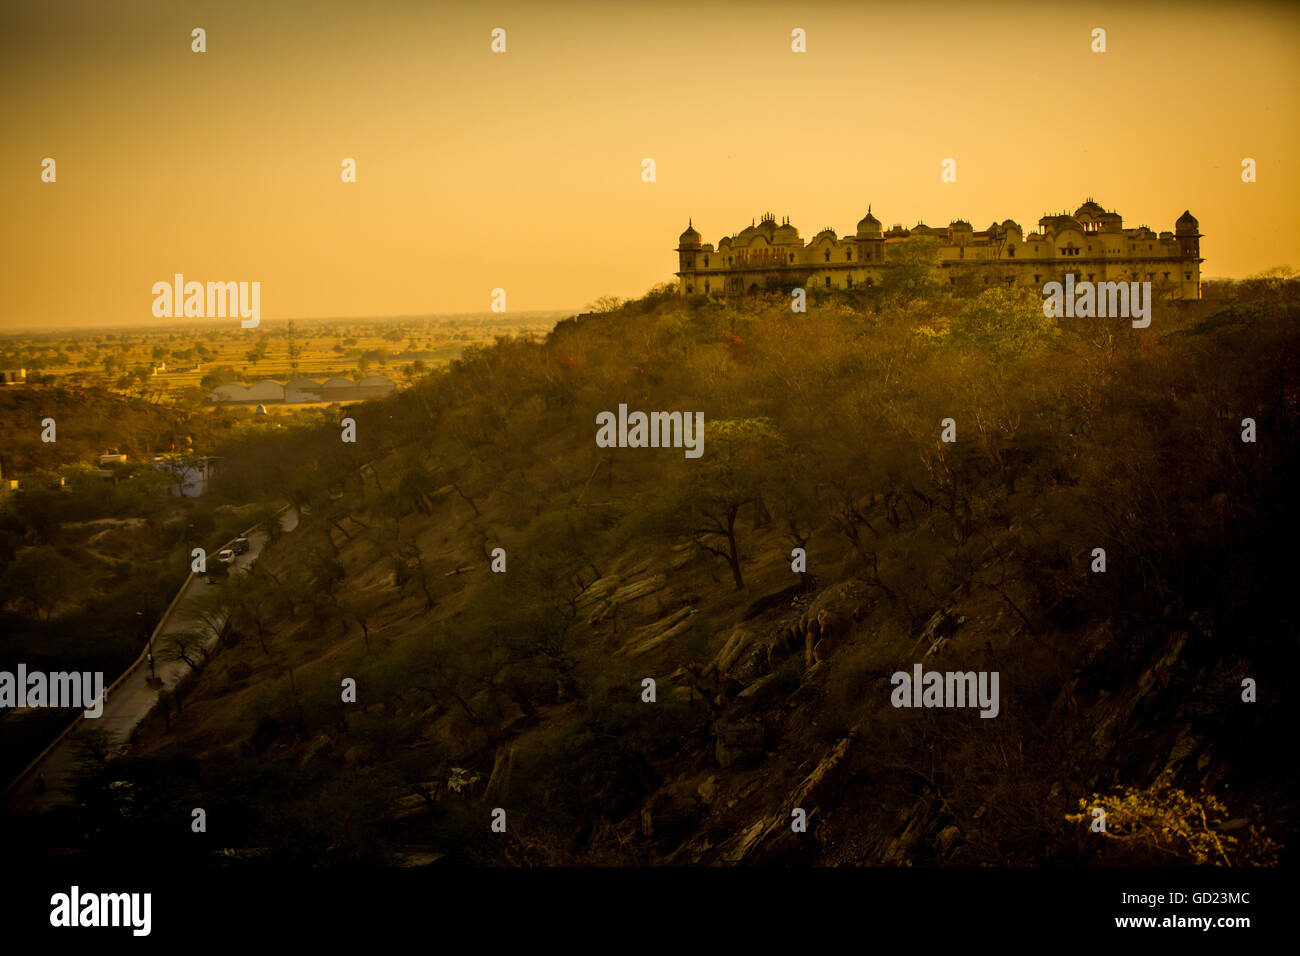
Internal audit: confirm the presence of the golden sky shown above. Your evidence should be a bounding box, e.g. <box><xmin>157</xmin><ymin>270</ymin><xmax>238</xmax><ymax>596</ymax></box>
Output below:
<box><xmin>3</xmin><ymin>0</ymin><xmax>1298</xmax><ymax>327</ymax></box>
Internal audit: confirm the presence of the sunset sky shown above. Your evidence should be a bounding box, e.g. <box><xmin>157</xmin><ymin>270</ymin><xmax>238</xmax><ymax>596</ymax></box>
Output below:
<box><xmin>3</xmin><ymin>0</ymin><xmax>1298</xmax><ymax>328</ymax></box>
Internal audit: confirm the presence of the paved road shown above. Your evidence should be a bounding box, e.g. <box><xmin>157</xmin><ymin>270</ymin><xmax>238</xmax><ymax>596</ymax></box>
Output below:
<box><xmin>4</xmin><ymin>508</ymin><xmax>299</xmax><ymax>814</ymax></box>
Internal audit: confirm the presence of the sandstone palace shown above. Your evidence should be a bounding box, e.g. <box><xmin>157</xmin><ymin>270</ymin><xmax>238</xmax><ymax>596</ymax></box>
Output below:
<box><xmin>675</xmin><ymin>200</ymin><xmax>1203</xmax><ymax>300</ymax></box>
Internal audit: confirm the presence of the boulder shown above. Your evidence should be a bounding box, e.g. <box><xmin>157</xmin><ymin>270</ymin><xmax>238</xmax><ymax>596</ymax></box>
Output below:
<box><xmin>622</xmin><ymin>605</ymin><xmax>696</xmax><ymax>657</ymax></box>
<box><xmin>937</xmin><ymin>824</ymin><xmax>962</xmax><ymax>857</ymax></box>
<box><xmin>796</xmin><ymin>581</ymin><xmax>869</xmax><ymax>667</ymax></box>
<box><xmin>713</xmin><ymin>625</ymin><xmax>756</xmax><ymax>673</ymax></box>
<box><xmin>809</xmin><ymin>609</ymin><xmax>845</xmax><ymax>665</ymax></box>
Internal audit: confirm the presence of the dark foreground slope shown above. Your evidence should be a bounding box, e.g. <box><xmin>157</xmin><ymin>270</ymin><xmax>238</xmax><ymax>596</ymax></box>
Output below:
<box><xmin>9</xmin><ymin>278</ymin><xmax>1298</xmax><ymax>866</ymax></box>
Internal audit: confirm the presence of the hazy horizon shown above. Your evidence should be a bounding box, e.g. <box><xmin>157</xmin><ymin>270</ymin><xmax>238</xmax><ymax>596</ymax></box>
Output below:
<box><xmin>0</xmin><ymin>309</ymin><xmax>577</xmax><ymax>336</ymax></box>
<box><xmin>3</xmin><ymin>0</ymin><xmax>1298</xmax><ymax>328</ymax></box>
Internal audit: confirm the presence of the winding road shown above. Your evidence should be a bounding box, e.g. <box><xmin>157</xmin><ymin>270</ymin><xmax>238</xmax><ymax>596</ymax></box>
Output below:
<box><xmin>3</xmin><ymin>507</ymin><xmax>299</xmax><ymax>814</ymax></box>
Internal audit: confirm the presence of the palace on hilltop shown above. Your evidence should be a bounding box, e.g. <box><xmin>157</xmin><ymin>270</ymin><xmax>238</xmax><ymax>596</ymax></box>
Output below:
<box><xmin>675</xmin><ymin>200</ymin><xmax>1203</xmax><ymax>300</ymax></box>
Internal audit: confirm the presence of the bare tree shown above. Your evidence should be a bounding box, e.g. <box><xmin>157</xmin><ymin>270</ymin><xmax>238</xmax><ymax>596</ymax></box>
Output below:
<box><xmin>157</xmin><ymin>629</ymin><xmax>210</xmax><ymax>669</ymax></box>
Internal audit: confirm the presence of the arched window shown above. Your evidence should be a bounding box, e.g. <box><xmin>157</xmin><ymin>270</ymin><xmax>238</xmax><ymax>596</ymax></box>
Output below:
<box><xmin>825</xmin><ymin>276</ymin><xmax>831</xmax><ymax>287</ymax></box>
<box><xmin>704</xmin><ymin>280</ymin><xmax>710</xmax><ymax>292</ymax></box>
<box><xmin>846</xmin><ymin>249</ymin><xmax>852</xmax><ymax>261</ymax></box>
<box><xmin>824</xmin><ymin>250</ymin><xmax>831</xmax><ymax>262</ymax></box>
<box><xmin>703</xmin><ymin>256</ymin><xmax>709</xmax><ymax>267</ymax></box>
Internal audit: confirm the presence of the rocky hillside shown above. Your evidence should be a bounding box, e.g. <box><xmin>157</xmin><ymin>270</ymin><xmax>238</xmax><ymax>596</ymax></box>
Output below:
<box><xmin>17</xmin><ymin>278</ymin><xmax>1297</xmax><ymax>866</ymax></box>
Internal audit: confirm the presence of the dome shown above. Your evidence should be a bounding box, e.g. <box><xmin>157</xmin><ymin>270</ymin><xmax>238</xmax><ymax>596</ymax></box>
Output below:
<box><xmin>1176</xmin><ymin>210</ymin><xmax>1199</xmax><ymax>232</ymax></box>
<box><xmin>856</xmin><ymin>206</ymin><xmax>882</xmax><ymax>237</ymax></box>
<box><xmin>774</xmin><ymin>221</ymin><xmax>800</xmax><ymax>243</ymax></box>
<box><xmin>949</xmin><ymin>219</ymin><xmax>972</xmax><ymax>230</ymax></box>
<box><xmin>678</xmin><ymin>220</ymin><xmax>702</xmax><ymax>246</ymax></box>
<box><xmin>1075</xmin><ymin>200</ymin><xmax>1106</xmax><ymax>219</ymax></box>
<box><xmin>1002</xmin><ymin>219</ymin><xmax>1022</xmax><ymax>232</ymax></box>
<box><xmin>1049</xmin><ymin>215</ymin><xmax>1084</xmax><ymax>235</ymax></box>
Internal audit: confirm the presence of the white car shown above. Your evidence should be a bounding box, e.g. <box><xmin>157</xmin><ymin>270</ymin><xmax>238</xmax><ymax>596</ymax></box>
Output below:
<box><xmin>217</xmin><ymin>549</ymin><xmax>236</xmax><ymax>565</ymax></box>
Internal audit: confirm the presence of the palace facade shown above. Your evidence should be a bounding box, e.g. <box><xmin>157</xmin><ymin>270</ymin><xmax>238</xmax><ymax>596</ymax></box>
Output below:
<box><xmin>675</xmin><ymin>200</ymin><xmax>1202</xmax><ymax>300</ymax></box>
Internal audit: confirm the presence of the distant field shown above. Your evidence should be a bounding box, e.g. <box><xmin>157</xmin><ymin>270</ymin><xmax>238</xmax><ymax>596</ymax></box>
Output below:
<box><xmin>0</xmin><ymin>313</ymin><xmax>571</xmax><ymax>400</ymax></box>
